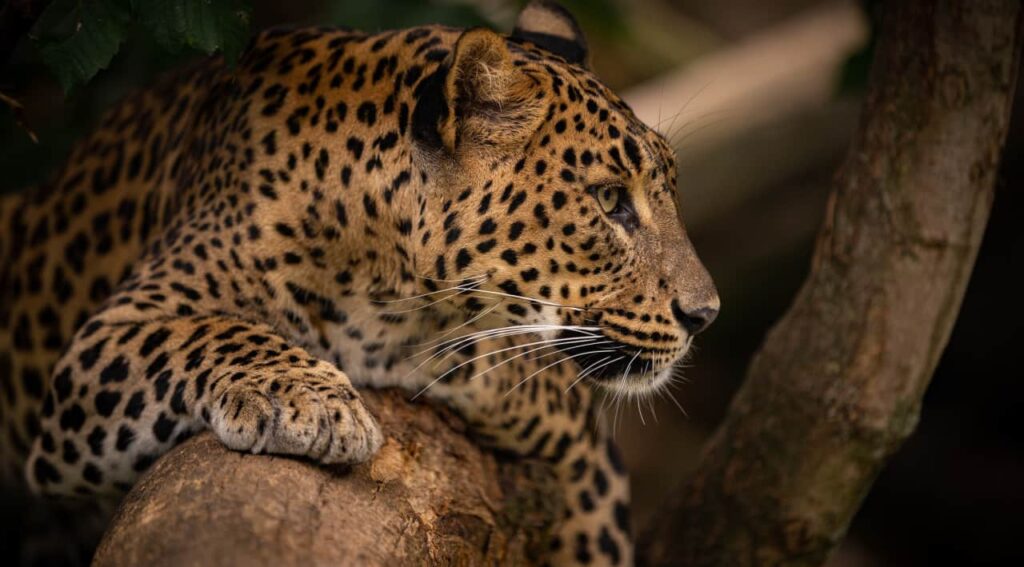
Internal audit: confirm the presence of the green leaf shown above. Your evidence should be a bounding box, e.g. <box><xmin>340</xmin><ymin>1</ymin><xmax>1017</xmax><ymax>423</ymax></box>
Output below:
<box><xmin>33</xmin><ymin>0</ymin><xmax>133</xmax><ymax>92</ymax></box>
<box><xmin>133</xmin><ymin>0</ymin><xmax>252</xmax><ymax>64</ymax></box>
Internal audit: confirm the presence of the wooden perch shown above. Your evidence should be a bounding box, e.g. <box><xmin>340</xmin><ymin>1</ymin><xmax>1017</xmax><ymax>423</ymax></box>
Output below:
<box><xmin>92</xmin><ymin>390</ymin><xmax>562</xmax><ymax>566</ymax></box>
<box><xmin>637</xmin><ymin>0</ymin><xmax>1022</xmax><ymax>565</ymax></box>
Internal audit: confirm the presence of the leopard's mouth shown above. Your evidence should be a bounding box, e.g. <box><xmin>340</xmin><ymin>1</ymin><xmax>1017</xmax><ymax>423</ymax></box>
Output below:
<box><xmin>554</xmin><ymin>330</ymin><xmax>688</xmax><ymax>393</ymax></box>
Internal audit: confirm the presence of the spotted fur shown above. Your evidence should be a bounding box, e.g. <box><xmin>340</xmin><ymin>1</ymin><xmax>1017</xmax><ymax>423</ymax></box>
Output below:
<box><xmin>0</xmin><ymin>2</ymin><xmax>718</xmax><ymax>564</ymax></box>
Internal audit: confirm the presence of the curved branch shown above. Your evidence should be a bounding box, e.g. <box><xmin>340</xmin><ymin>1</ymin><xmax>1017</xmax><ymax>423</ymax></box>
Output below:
<box><xmin>638</xmin><ymin>0</ymin><xmax>1022</xmax><ymax>565</ymax></box>
<box><xmin>93</xmin><ymin>390</ymin><xmax>562</xmax><ymax>566</ymax></box>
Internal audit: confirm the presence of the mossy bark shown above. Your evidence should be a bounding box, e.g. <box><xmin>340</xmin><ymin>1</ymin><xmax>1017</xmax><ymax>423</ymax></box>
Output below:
<box><xmin>637</xmin><ymin>1</ymin><xmax>1022</xmax><ymax>565</ymax></box>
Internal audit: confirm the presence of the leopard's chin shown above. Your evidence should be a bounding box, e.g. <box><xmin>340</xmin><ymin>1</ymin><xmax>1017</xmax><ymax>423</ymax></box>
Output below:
<box><xmin>591</xmin><ymin>364</ymin><xmax>675</xmax><ymax>396</ymax></box>
<box><xmin>556</xmin><ymin>332</ymin><xmax>690</xmax><ymax>395</ymax></box>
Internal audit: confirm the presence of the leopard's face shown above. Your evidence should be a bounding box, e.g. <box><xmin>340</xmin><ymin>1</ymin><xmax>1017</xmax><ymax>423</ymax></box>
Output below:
<box><xmin>414</xmin><ymin>29</ymin><xmax>718</xmax><ymax>395</ymax></box>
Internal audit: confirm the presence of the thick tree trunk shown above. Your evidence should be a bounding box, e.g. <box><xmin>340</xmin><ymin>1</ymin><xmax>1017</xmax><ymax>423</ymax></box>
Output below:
<box><xmin>637</xmin><ymin>1</ymin><xmax>1021</xmax><ymax>565</ymax></box>
<box><xmin>93</xmin><ymin>390</ymin><xmax>562</xmax><ymax>567</ymax></box>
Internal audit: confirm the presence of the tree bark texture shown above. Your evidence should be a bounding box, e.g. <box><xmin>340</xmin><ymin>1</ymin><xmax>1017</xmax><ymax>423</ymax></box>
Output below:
<box><xmin>638</xmin><ymin>1</ymin><xmax>1021</xmax><ymax>565</ymax></box>
<box><xmin>93</xmin><ymin>389</ymin><xmax>562</xmax><ymax>567</ymax></box>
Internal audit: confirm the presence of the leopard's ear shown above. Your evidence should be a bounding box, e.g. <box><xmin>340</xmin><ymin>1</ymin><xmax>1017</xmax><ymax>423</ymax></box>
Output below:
<box><xmin>511</xmin><ymin>0</ymin><xmax>589</xmax><ymax>68</ymax></box>
<box><xmin>434</xmin><ymin>28</ymin><xmax>543</xmax><ymax>153</ymax></box>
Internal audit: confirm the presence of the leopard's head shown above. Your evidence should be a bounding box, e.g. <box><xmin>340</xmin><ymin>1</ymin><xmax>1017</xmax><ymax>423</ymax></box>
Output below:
<box><xmin>413</xmin><ymin>1</ymin><xmax>718</xmax><ymax>394</ymax></box>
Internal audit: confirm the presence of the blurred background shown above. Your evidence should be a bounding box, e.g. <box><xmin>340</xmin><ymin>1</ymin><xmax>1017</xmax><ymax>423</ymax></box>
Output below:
<box><xmin>1</xmin><ymin>1</ymin><xmax>1020</xmax><ymax>565</ymax></box>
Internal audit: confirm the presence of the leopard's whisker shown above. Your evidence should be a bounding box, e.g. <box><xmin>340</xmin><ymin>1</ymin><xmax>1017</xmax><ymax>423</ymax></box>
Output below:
<box><xmin>573</xmin><ymin>355</ymin><xmax>618</xmax><ymax>387</ymax></box>
<box><xmin>404</xmin><ymin>324</ymin><xmax>602</xmax><ymax>382</ymax></box>
<box><xmin>566</xmin><ymin>355</ymin><xmax>621</xmax><ymax>393</ymax></box>
<box><xmin>669</xmin><ymin>364</ymin><xmax>691</xmax><ymax>385</ymax></box>
<box><xmin>635</xmin><ymin>360</ymin><xmax>655</xmax><ymax>426</ymax></box>
<box><xmin>372</xmin><ymin>274</ymin><xmax>487</xmax><ymax>304</ymax></box>
<box><xmin>411</xmin><ymin>336</ymin><xmax>605</xmax><ymax>400</ymax></box>
<box><xmin>599</xmin><ymin>388</ymin><xmax>620</xmax><ymax>439</ymax></box>
<box><xmin>613</xmin><ymin>386</ymin><xmax>624</xmax><ymax>438</ymax></box>
<box><xmin>520</xmin><ymin>337</ymin><xmax>606</xmax><ymax>364</ymax></box>
<box><xmin>404</xmin><ymin>330</ymin><xmax>522</xmax><ymax>376</ymax></box>
<box><xmin>457</xmin><ymin>286</ymin><xmax>589</xmax><ymax>313</ymax></box>
<box><xmin>657</xmin><ymin>79</ymin><xmax>713</xmax><ymax>138</ymax></box>
<box><xmin>445</xmin><ymin>324</ymin><xmax>600</xmax><ymax>350</ymax></box>
<box><xmin>467</xmin><ymin>338</ymin><xmax>614</xmax><ymax>382</ymax></box>
<box><xmin>504</xmin><ymin>346</ymin><xmax>616</xmax><ymax>397</ymax></box>
<box><xmin>392</xmin><ymin>275</ymin><xmax>610</xmax><ymax>317</ymax></box>
<box><xmin>569</xmin><ymin>356</ymin><xmax>611</xmax><ymax>391</ymax></box>
<box><xmin>622</xmin><ymin>348</ymin><xmax>643</xmax><ymax>382</ymax></box>
<box><xmin>589</xmin><ymin>286</ymin><xmax>626</xmax><ymax>307</ymax></box>
<box><xmin>671</xmin><ymin>112</ymin><xmax>731</xmax><ymax>151</ymax></box>
<box><xmin>411</xmin><ymin>272</ymin><xmax>490</xmax><ymax>284</ymax></box>
<box><xmin>370</xmin><ymin>285</ymin><xmax>467</xmax><ymax>306</ymax></box>
<box><xmin>410</xmin><ymin>299</ymin><xmax>503</xmax><ymax>348</ymax></box>
<box><xmin>599</xmin><ymin>346</ymin><xmax>644</xmax><ymax>430</ymax></box>
<box><xmin>436</xmin><ymin>335</ymin><xmax>604</xmax><ymax>385</ymax></box>
<box><xmin>505</xmin><ymin>354</ymin><xmax>573</xmax><ymax>397</ymax></box>
<box><xmin>470</xmin><ymin>339</ymin><xmax>614</xmax><ymax>384</ymax></box>
<box><xmin>646</xmin><ymin>394</ymin><xmax>659</xmax><ymax>424</ymax></box>
<box><xmin>661</xmin><ymin>385</ymin><xmax>688</xmax><ymax>418</ymax></box>
<box><xmin>422</xmin><ymin>324</ymin><xmax>601</xmax><ymax>362</ymax></box>
<box><xmin>375</xmin><ymin>286</ymin><xmax>474</xmax><ymax>314</ymax></box>
<box><xmin>409</xmin><ymin>323</ymin><xmax>598</xmax><ymax>362</ymax></box>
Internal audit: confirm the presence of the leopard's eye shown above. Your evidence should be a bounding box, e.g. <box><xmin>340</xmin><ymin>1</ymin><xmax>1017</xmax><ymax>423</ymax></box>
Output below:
<box><xmin>589</xmin><ymin>184</ymin><xmax>639</xmax><ymax>232</ymax></box>
<box><xmin>597</xmin><ymin>186</ymin><xmax>620</xmax><ymax>213</ymax></box>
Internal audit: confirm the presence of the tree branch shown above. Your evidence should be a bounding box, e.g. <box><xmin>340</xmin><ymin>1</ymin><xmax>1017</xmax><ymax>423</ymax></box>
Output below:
<box><xmin>92</xmin><ymin>390</ymin><xmax>562</xmax><ymax>566</ymax></box>
<box><xmin>637</xmin><ymin>1</ymin><xmax>1022</xmax><ymax>565</ymax></box>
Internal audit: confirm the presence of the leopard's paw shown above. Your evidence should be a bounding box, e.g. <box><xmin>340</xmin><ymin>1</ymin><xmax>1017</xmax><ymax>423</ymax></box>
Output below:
<box><xmin>209</xmin><ymin>373</ymin><xmax>382</xmax><ymax>465</ymax></box>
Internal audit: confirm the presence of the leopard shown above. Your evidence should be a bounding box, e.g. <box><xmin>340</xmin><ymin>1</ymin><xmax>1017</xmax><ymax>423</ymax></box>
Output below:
<box><xmin>0</xmin><ymin>1</ymin><xmax>719</xmax><ymax>564</ymax></box>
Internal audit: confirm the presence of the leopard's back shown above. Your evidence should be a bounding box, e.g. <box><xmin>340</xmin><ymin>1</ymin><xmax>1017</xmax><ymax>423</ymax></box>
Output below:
<box><xmin>0</xmin><ymin>64</ymin><xmax>213</xmax><ymax>484</ymax></box>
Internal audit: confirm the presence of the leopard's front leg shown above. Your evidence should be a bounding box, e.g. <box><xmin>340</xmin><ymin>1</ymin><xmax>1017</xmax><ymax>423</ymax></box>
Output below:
<box><xmin>545</xmin><ymin>420</ymin><xmax>632</xmax><ymax>566</ymax></box>
<box><xmin>428</xmin><ymin>341</ymin><xmax>633</xmax><ymax>566</ymax></box>
<box><xmin>26</xmin><ymin>309</ymin><xmax>382</xmax><ymax>497</ymax></box>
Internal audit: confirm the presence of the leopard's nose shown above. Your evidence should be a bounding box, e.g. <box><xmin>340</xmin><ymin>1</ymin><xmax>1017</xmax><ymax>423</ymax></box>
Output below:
<box><xmin>670</xmin><ymin>299</ymin><xmax>719</xmax><ymax>335</ymax></box>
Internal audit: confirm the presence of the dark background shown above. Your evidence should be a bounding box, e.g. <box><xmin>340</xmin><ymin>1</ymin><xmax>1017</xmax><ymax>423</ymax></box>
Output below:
<box><xmin>2</xmin><ymin>1</ymin><xmax>1020</xmax><ymax>565</ymax></box>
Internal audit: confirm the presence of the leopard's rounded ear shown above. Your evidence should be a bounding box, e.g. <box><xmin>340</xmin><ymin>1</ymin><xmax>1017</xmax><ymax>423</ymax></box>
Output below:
<box><xmin>435</xmin><ymin>28</ymin><xmax>542</xmax><ymax>153</ymax></box>
<box><xmin>445</xmin><ymin>28</ymin><xmax>516</xmax><ymax>112</ymax></box>
<box><xmin>511</xmin><ymin>0</ymin><xmax>589</xmax><ymax>68</ymax></box>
